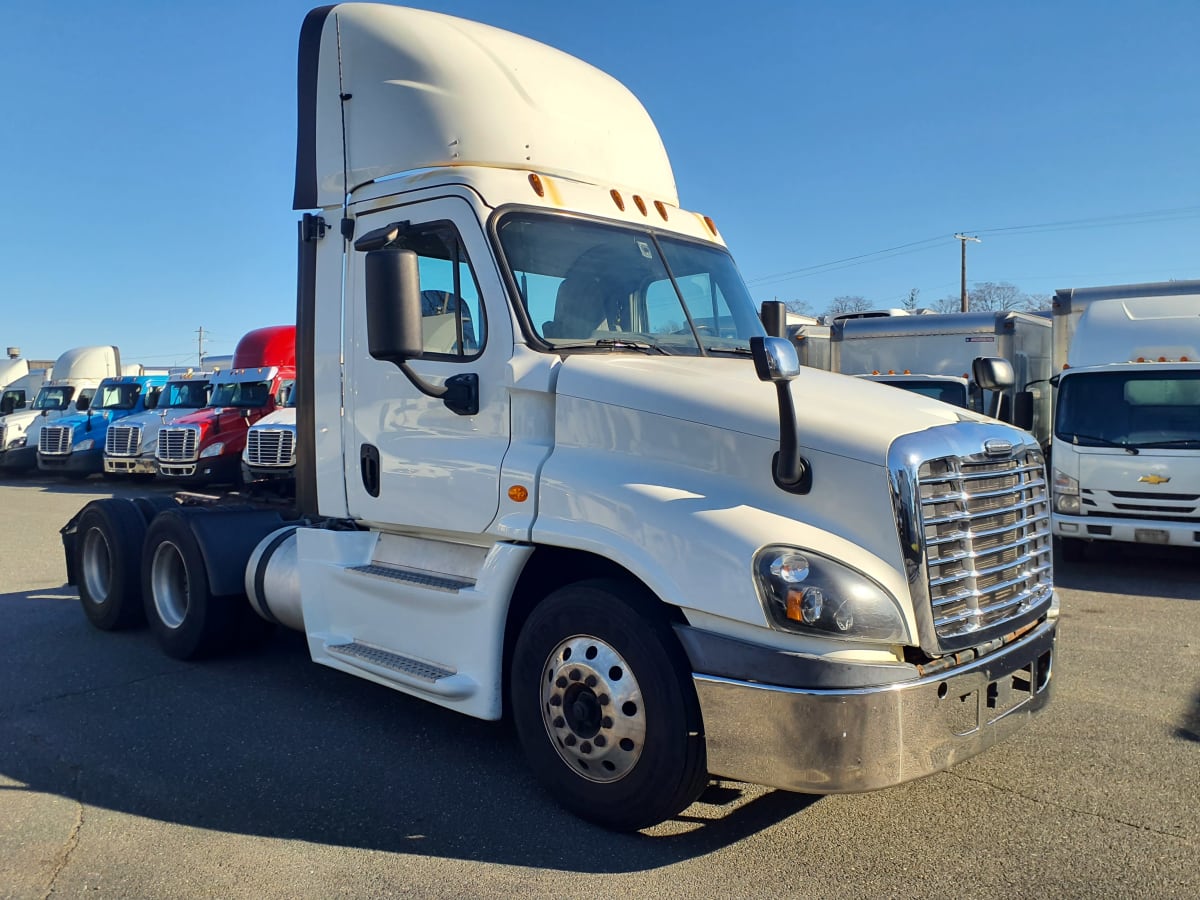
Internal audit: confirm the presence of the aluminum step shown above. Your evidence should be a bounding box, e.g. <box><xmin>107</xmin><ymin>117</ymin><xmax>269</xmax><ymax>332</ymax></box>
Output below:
<box><xmin>347</xmin><ymin>563</ymin><xmax>474</xmax><ymax>593</ymax></box>
<box><xmin>326</xmin><ymin>640</ymin><xmax>454</xmax><ymax>682</ymax></box>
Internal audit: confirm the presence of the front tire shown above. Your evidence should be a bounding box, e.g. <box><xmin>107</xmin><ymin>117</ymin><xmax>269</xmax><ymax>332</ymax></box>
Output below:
<box><xmin>510</xmin><ymin>579</ymin><xmax>707</xmax><ymax>831</ymax></box>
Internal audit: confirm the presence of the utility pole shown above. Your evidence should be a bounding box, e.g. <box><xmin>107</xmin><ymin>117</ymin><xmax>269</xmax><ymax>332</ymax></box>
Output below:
<box><xmin>954</xmin><ymin>234</ymin><xmax>981</xmax><ymax>312</ymax></box>
<box><xmin>196</xmin><ymin>326</ymin><xmax>207</xmax><ymax>368</ymax></box>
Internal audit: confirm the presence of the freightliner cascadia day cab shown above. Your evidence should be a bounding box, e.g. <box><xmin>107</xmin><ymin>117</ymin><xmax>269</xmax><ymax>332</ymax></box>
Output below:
<box><xmin>241</xmin><ymin>385</ymin><xmax>297</xmax><ymax>486</ymax></box>
<box><xmin>103</xmin><ymin>370</ymin><xmax>214</xmax><ymax>478</ymax></box>
<box><xmin>1049</xmin><ymin>282</ymin><xmax>1200</xmax><ymax>561</ymax></box>
<box><xmin>38</xmin><ymin>373</ymin><xmax>170</xmax><ymax>479</ymax></box>
<box><xmin>831</xmin><ymin>311</ymin><xmax>1053</xmax><ymax>450</ymax></box>
<box><xmin>0</xmin><ymin>345</ymin><xmax>120</xmax><ymax>473</ymax></box>
<box><xmin>155</xmin><ymin>326</ymin><xmax>296</xmax><ymax>485</ymax></box>
<box><xmin>62</xmin><ymin>4</ymin><xmax>1058</xmax><ymax>831</ymax></box>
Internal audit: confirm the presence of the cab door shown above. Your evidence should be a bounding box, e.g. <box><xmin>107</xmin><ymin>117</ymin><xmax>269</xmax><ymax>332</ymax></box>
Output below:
<box><xmin>343</xmin><ymin>196</ymin><xmax>512</xmax><ymax>535</ymax></box>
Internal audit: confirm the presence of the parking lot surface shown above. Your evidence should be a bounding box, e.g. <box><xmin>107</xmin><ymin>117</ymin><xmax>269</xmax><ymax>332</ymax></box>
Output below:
<box><xmin>1</xmin><ymin>476</ymin><xmax>1197</xmax><ymax>899</ymax></box>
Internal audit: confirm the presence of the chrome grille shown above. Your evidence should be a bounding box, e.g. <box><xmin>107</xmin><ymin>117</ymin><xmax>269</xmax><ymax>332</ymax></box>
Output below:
<box><xmin>245</xmin><ymin>427</ymin><xmax>295</xmax><ymax>467</ymax></box>
<box><xmin>39</xmin><ymin>425</ymin><xmax>73</xmax><ymax>456</ymax></box>
<box><xmin>0</xmin><ymin>424</ymin><xmax>6</xmax><ymax>449</ymax></box>
<box><xmin>157</xmin><ymin>426</ymin><xmax>198</xmax><ymax>462</ymax></box>
<box><xmin>105</xmin><ymin>424</ymin><xmax>142</xmax><ymax>457</ymax></box>
<box><xmin>918</xmin><ymin>451</ymin><xmax>1052</xmax><ymax>647</ymax></box>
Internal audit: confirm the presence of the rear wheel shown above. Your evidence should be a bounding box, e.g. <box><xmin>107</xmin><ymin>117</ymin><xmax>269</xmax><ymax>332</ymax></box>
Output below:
<box><xmin>75</xmin><ymin>499</ymin><xmax>147</xmax><ymax>630</ymax></box>
<box><xmin>510</xmin><ymin>579</ymin><xmax>707</xmax><ymax>831</ymax></box>
<box><xmin>141</xmin><ymin>510</ymin><xmax>239</xmax><ymax>659</ymax></box>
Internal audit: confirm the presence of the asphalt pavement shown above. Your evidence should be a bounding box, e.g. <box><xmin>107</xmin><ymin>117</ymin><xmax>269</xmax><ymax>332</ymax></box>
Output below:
<box><xmin>1</xmin><ymin>476</ymin><xmax>1197</xmax><ymax>899</ymax></box>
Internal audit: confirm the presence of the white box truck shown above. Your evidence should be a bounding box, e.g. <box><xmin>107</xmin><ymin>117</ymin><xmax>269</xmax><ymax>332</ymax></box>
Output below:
<box><xmin>0</xmin><ymin>346</ymin><xmax>121</xmax><ymax>472</ymax></box>
<box><xmin>831</xmin><ymin>311</ymin><xmax>1053</xmax><ymax>448</ymax></box>
<box><xmin>62</xmin><ymin>4</ymin><xmax>1057</xmax><ymax>831</ymax></box>
<box><xmin>1049</xmin><ymin>282</ymin><xmax>1200</xmax><ymax>560</ymax></box>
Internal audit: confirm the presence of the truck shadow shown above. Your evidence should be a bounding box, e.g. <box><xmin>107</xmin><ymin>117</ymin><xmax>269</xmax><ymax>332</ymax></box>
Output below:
<box><xmin>0</xmin><ymin>589</ymin><xmax>819</xmax><ymax>872</ymax></box>
<box><xmin>1054</xmin><ymin>544</ymin><xmax>1200</xmax><ymax>600</ymax></box>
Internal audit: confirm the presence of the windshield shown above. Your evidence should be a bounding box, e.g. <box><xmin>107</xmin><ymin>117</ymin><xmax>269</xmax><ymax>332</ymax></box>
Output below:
<box><xmin>1056</xmin><ymin>370</ymin><xmax>1200</xmax><ymax>448</ymax></box>
<box><xmin>875</xmin><ymin>379</ymin><xmax>969</xmax><ymax>409</ymax></box>
<box><xmin>33</xmin><ymin>386</ymin><xmax>76</xmax><ymax>410</ymax></box>
<box><xmin>497</xmin><ymin>213</ymin><xmax>765</xmax><ymax>355</ymax></box>
<box><xmin>210</xmin><ymin>380</ymin><xmax>272</xmax><ymax>408</ymax></box>
<box><xmin>95</xmin><ymin>383</ymin><xmax>143</xmax><ymax>411</ymax></box>
<box><xmin>162</xmin><ymin>380</ymin><xmax>212</xmax><ymax>409</ymax></box>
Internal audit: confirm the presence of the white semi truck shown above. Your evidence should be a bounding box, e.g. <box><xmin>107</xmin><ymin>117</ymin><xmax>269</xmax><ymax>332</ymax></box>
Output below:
<box><xmin>241</xmin><ymin>383</ymin><xmax>297</xmax><ymax>487</ymax></box>
<box><xmin>0</xmin><ymin>345</ymin><xmax>121</xmax><ymax>473</ymax></box>
<box><xmin>1</xmin><ymin>366</ymin><xmax>50</xmax><ymax>416</ymax></box>
<box><xmin>831</xmin><ymin>311</ymin><xmax>1053</xmax><ymax>449</ymax></box>
<box><xmin>1049</xmin><ymin>282</ymin><xmax>1200</xmax><ymax>561</ymax></box>
<box><xmin>62</xmin><ymin>4</ymin><xmax>1057</xmax><ymax>831</ymax></box>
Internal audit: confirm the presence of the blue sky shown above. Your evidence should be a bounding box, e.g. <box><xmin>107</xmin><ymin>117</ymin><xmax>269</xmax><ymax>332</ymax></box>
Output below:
<box><xmin>2</xmin><ymin>0</ymin><xmax>1197</xmax><ymax>365</ymax></box>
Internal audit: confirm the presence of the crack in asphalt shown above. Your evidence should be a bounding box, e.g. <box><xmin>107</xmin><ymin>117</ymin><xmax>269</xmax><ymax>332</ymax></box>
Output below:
<box><xmin>40</xmin><ymin>767</ymin><xmax>84</xmax><ymax>900</ymax></box>
<box><xmin>947</xmin><ymin>770</ymin><xmax>1198</xmax><ymax>846</ymax></box>
<box><xmin>5</xmin><ymin>668</ymin><xmax>183</xmax><ymax>718</ymax></box>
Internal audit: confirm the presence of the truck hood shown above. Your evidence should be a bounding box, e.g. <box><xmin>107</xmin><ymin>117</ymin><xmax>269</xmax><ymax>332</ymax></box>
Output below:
<box><xmin>251</xmin><ymin>407</ymin><xmax>296</xmax><ymax>428</ymax></box>
<box><xmin>554</xmin><ymin>355</ymin><xmax>987</xmax><ymax>466</ymax></box>
<box><xmin>1076</xmin><ymin>447</ymin><xmax>1200</xmax><ymax>498</ymax></box>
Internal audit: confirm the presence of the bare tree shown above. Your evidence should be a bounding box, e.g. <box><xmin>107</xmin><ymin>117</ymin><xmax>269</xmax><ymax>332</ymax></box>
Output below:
<box><xmin>825</xmin><ymin>295</ymin><xmax>871</xmax><ymax>317</ymax></box>
<box><xmin>903</xmin><ymin>287</ymin><xmax>920</xmax><ymax>311</ymax></box>
<box><xmin>935</xmin><ymin>282</ymin><xmax>1046</xmax><ymax>313</ymax></box>
<box><xmin>784</xmin><ymin>299</ymin><xmax>815</xmax><ymax>317</ymax></box>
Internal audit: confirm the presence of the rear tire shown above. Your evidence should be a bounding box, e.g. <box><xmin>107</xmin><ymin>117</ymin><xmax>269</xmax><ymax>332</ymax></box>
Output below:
<box><xmin>141</xmin><ymin>510</ymin><xmax>239</xmax><ymax>659</ymax></box>
<box><xmin>510</xmin><ymin>578</ymin><xmax>708</xmax><ymax>831</ymax></box>
<box><xmin>75</xmin><ymin>499</ymin><xmax>148</xmax><ymax>630</ymax></box>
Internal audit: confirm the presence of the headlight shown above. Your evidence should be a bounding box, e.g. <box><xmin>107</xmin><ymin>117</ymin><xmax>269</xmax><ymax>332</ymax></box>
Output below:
<box><xmin>74</xmin><ymin>438</ymin><xmax>95</xmax><ymax>451</ymax></box>
<box><xmin>9</xmin><ymin>436</ymin><xmax>26</xmax><ymax>449</ymax></box>
<box><xmin>1053</xmin><ymin>469</ymin><xmax>1080</xmax><ymax>515</ymax></box>
<box><xmin>754</xmin><ymin>546</ymin><xmax>908</xmax><ymax>643</ymax></box>
<box><xmin>199</xmin><ymin>442</ymin><xmax>225</xmax><ymax>458</ymax></box>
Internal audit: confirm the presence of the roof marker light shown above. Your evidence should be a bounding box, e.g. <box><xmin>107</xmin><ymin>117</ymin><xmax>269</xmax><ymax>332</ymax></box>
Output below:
<box><xmin>703</xmin><ymin>215</ymin><xmax>719</xmax><ymax>236</ymax></box>
<box><xmin>654</xmin><ymin>200</ymin><xmax>668</xmax><ymax>220</ymax></box>
<box><xmin>633</xmin><ymin>195</ymin><xmax>647</xmax><ymax>215</ymax></box>
<box><xmin>610</xmin><ymin>189</ymin><xmax>625</xmax><ymax>211</ymax></box>
<box><xmin>528</xmin><ymin>173</ymin><xmax>545</xmax><ymax>197</ymax></box>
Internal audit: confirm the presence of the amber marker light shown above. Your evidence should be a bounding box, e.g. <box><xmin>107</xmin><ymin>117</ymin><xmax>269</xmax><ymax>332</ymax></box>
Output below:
<box><xmin>508</xmin><ymin>485</ymin><xmax>529</xmax><ymax>502</ymax></box>
<box><xmin>703</xmin><ymin>215</ymin><xmax>718</xmax><ymax>236</ymax></box>
<box><xmin>610</xmin><ymin>189</ymin><xmax>625</xmax><ymax>211</ymax></box>
<box><xmin>633</xmin><ymin>195</ymin><xmax>647</xmax><ymax>215</ymax></box>
<box><xmin>654</xmin><ymin>200</ymin><xmax>668</xmax><ymax>220</ymax></box>
<box><xmin>528</xmin><ymin>173</ymin><xmax>545</xmax><ymax>197</ymax></box>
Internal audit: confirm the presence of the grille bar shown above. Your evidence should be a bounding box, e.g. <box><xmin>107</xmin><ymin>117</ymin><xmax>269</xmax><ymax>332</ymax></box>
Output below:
<box><xmin>928</xmin><ymin>511</ymin><xmax>1051</xmax><ymax>547</ymax></box>
<box><xmin>39</xmin><ymin>425</ymin><xmax>72</xmax><ymax>456</ymax></box>
<box><xmin>920</xmin><ymin>463</ymin><xmax>1044</xmax><ymax>485</ymax></box>
<box><xmin>921</xmin><ymin>494</ymin><xmax>1045</xmax><ymax>527</ymax></box>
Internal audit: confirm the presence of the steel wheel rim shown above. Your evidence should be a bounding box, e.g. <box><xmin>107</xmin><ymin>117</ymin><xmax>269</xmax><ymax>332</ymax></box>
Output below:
<box><xmin>540</xmin><ymin>634</ymin><xmax>646</xmax><ymax>783</ymax></box>
<box><xmin>81</xmin><ymin>527</ymin><xmax>112</xmax><ymax>605</ymax></box>
<box><xmin>150</xmin><ymin>541</ymin><xmax>189</xmax><ymax>630</ymax></box>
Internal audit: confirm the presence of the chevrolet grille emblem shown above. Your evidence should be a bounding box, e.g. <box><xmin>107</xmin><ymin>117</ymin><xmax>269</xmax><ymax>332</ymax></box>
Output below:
<box><xmin>1138</xmin><ymin>474</ymin><xmax>1171</xmax><ymax>485</ymax></box>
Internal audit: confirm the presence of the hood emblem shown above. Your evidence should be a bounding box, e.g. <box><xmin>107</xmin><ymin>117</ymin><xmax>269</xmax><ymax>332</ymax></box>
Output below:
<box><xmin>1138</xmin><ymin>474</ymin><xmax>1171</xmax><ymax>485</ymax></box>
<box><xmin>983</xmin><ymin>439</ymin><xmax>1013</xmax><ymax>457</ymax></box>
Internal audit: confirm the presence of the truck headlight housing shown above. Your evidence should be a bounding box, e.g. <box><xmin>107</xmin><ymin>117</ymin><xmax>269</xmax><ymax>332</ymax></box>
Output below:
<box><xmin>754</xmin><ymin>546</ymin><xmax>908</xmax><ymax>643</ymax></box>
<box><xmin>1053</xmin><ymin>469</ymin><xmax>1080</xmax><ymax>515</ymax></box>
<box><xmin>10</xmin><ymin>436</ymin><xmax>26</xmax><ymax>450</ymax></box>
<box><xmin>199</xmin><ymin>442</ymin><xmax>225</xmax><ymax>458</ymax></box>
<box><xmin>73</xmin><ymin>438</ymin><xmax>95</xmax><ymax>452</ymax></box>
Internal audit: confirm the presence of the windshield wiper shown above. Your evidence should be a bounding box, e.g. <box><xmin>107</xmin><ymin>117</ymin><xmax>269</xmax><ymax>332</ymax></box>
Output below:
<box><xmin>1065</xmin><ymin>432</ymin><xmax>1140</xmax><ymax>455</ymax></box>
<box><xmin>1133</xmin><ymin>438</ymin><xmax>1200</xmax><ymax>449</ymax></box>
<box><xmin>705</xmin><ymin>345</ymin><xmax>753</xmax><ymax>356</ymax></box>
<box><xmin>553</xmin><ymin>339</ymin><xmax>671</xmax><ymax>355</ymax></box>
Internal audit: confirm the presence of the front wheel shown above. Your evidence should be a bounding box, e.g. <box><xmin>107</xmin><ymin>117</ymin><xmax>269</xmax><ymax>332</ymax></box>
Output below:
<box><xmin>510</xmin><ymin>579</ymin><xmax>707</xmax><ymax>831</ymax></box>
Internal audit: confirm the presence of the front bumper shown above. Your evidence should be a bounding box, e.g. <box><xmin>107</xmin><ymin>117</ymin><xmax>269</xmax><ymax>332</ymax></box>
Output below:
<box><xmin>37</xmin><ymin>447</ymin><xmax>104</xmax><ymax>476</ymax></box>
<box><xmin>694</xmin><ymin>618</ymin><xmax>1056</xmax><ymax>793</ymax></box>
<box><xmin>1053</xmin><ymin>512</ymin><xmax>1200</xmax><ymax>548</ymax></box>
<box><xmin>103</xmin><ymin>454</ymin><xmax>159</xmax><ymax>476</ymax></box>
<box><xmin>157</xmin><ymin>453</ymin><xmax>240</xmax><ymax>485</ymax></box>
<box><xmin>0</xmin><ymin>444</ymin><xmax>38</xmax><ymax>471</ymax></box>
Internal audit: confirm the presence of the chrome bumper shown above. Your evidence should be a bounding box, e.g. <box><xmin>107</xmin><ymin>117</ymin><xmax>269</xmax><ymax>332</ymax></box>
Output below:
<box><xmin>104</xmin><ymin>455</ymin><xmax>158</xmax><ymax>475</ymax></box>
<box><xmin>695</xmin><ymin>618</ymin><xmax>1056</xmax><ymax>793</ymax></box>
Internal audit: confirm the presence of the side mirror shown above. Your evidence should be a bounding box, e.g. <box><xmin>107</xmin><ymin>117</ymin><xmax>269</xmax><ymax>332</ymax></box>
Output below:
<box><xmin>0</xmin><ymin>396</ymin><xmax>13</xmax><ymax>416</ymax></box>
<box><xmin>144</xmin><ymin>389</ymin><xmax>160</xmax><ymax>411</ymax></box>
<box><xmin>363</xmin><ymin>247</ymin><xmax>478</xmax><ymax>416</ymax></box>
<box><xmin>75</xmin><ymin>395</ymin><xmax>90</xmax><ymax>412</ymax></box>
<box><xmin>365</xmin><ymin>248</ymin><xmax>424</xmax><ymax>366</ymax></box>
<box><xmin>759</xmin><ymin>300</ymin><xmax>788</xmax><ymax>339</ymax></box>
<box><xmin>750</xmin><ymin>337</ymin><xmax>808</xmax><ymax>493</ymax></box>
<box><xmin>972</xmin><ymin>356</ymin><xmax>1014</xmax><ymax>392</ymax></box>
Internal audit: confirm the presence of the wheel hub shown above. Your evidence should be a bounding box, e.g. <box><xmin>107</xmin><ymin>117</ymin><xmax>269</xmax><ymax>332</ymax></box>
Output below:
<box><xmin>540</xmin><ymin>635</ymin><xmax>646</xmax><ymax>783</ymax></box>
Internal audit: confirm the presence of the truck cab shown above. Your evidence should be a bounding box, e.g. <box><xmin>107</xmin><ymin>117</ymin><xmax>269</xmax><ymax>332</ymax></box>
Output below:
<box><xmin>37</xmin><ymin>374</ymin><xmax>169</xmax><ymax>478</ymax></box>
<box><xmin>0</xmin><ymin>345</ymin><xmax>121</xmax><ymax>473</ymax></box>
<box><xmin>241</xmin><ymin>380</ymin><xmax>297</xmax><ymax>486</ymax></box>
<box><xmin>1050</xmin><ymin>288</ymin><xmax>1200</xmax><ymax>559</ymax></box>
<box><xmin>103</xmin><ymin>370</ymin><xmax>214</xmax><ymax>478</ymax></box>
<box><xmin>156</xmin><ymin>326</ymin><xmax>296</xmax><ymax>485</ymax></box>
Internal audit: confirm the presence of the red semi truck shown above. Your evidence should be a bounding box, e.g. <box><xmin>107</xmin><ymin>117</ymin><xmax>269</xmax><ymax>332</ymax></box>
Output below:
<box><xmin>155</xmin><ymin>325</ymin><xmax>296</xmax><ymax>485</ymax></box>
